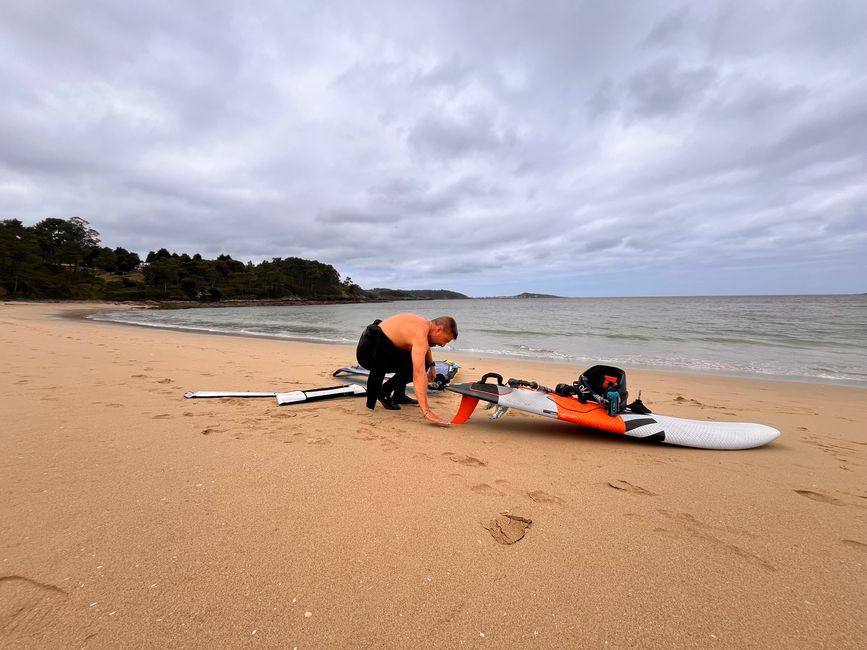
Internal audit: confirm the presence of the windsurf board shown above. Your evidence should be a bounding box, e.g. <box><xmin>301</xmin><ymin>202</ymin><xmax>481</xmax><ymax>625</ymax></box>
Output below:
<box><xmin>447</xmin><ymin>380</ymin><xmax>780</xmax><ymax>450</ymax></box>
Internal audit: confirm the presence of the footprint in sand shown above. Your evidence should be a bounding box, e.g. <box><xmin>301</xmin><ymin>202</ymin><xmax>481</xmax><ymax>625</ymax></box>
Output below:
<box><xmin>801</xmin><ymin>437</ymin><xmax>859</xmax><ymax>465</ymax></box>
<box><xmin>484</xmin><ymin>513</ymin><xmax>532</xmax><ymax>545</ymax></box>
<box><xmin>655</xmin><ymin>510</ymin><xmax>775</xmax><ymax>572</ymax></box>
<box><xmin>842</xmin><ymin>539</ymin><xmax>867</xmax><ymax>551</ymax></box>
<box><xmin>264</xmin><ymin>430</ymin><xmax>295</xmax><ymax>444</ymax></box>
<box><xmin>352</xmin><ymin>427</ymin><xmax>380</xmax><ymax>441</ymax></box>
<box><xmin>795</xmin><ymin>490</ymin><xmax>845</xmax><ymax>506</ymax></box>
<box><xmin>527</xmin><ymin>490</ymin><xmax>565</xmax><ymax>505</ymax></box>
<box><xmin>201</xmin><ymin>427</ymin><xmax>224</xmax><ymax>436</ymax></box>
<box><xmin>152</xmin><ymin>414</ymin><xmax>172</xmax><ymax>420</ymax></box>
<box><xmin>472</xmin><ymin>483</ymin><xmax>506</xmax><ymax>497</ymax></box>
<box><xmin>156</xmin><ymin>378</ymin><xmax>173</xmax><ymax>384</ymax></box>
<box><xmin>0</xmin><ymin>575</ymin><xmax>68</xmax><ymax>637</ymax></box>
<box><xmin>0</xmin><ymin>575</ymin><xmax>66</xmax><ymax>594</ymax></box>
<box><xmin>443</xmin><ymin>452</ymin><xmax>487</xmax><ymax>467</ymax></box>
<box><xmin>608</xmin><ymin>480</ymin><xmax>657</xmax><ymax>496</ymax></box>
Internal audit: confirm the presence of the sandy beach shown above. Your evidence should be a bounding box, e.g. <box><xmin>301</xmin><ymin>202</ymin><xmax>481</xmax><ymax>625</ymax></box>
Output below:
<box><xmin>1</xmin><ymin>302</ymin><xmax>865</xmax><ymax>648</ymax></box>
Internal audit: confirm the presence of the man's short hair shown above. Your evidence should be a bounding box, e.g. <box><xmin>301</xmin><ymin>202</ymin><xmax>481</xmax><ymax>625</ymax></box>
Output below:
<box><xmin>433</xmin><ymin>316</ymin><xmax>458</xmax><ymax>340</ymax></box>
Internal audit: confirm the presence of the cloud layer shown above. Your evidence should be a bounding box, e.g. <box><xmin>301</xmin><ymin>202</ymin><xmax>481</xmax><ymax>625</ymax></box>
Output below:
<box><xmin>2</xmin><ymin>1</ymin><xmax>865</xmax><ymax>296</ymax></box>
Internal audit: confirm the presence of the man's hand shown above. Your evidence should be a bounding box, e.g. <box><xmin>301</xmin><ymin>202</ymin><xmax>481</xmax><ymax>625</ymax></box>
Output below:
<box><xmin>423</xmin><ymin>410</ymin><xmax>451</xmax><ymax>426</ymax></box>
<box><xmin>427</xmin><ymin>366</ymin><xmax>436</xmax><ymax>382</ymax></box>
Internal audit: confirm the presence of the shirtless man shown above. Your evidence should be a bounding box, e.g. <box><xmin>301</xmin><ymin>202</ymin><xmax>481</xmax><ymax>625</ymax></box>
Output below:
<box><xmin>355</xmin><ymin>314</ymin><xmax>458</xmax><ymax>426</ymax></box>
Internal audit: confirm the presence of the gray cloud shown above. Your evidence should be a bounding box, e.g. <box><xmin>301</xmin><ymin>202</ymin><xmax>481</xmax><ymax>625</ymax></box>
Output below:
<box><xmin>407</xmin><ymin>110</ymin><xmax>515</xmax><ymax>160</ymax></box>
<box><xmin>1</xmin><ymin>0</ymin><xmax>865</xmax><ymax>296</ymax></box>
<box><xmin>625</xmin><ymin>60</ymin><xmax>718</xmax><ymax>119</ymax></box>
<box><xmin>641</xmin><ymin>7</ymin><xmax>692</xmax><ymax>48</ymax></box>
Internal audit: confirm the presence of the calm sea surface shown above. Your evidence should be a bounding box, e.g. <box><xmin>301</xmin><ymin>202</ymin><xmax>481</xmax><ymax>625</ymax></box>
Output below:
<box><xmin>90</xmin><ymin>295</ymin><xmax>867</xmax><ymax>387</ymax></box>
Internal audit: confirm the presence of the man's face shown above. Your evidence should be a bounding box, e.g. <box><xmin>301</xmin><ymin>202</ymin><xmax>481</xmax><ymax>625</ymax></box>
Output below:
<box><xmin>430</xmin><ymin>326</ymin><xmax>453</xmax><ymax>347</ymax></box>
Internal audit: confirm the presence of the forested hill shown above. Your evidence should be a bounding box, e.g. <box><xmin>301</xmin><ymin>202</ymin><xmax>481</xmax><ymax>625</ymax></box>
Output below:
<box><xmin>365</xmin><ymin>288</ymin><xmax>468</xmax><ymax>300</ymax></box>
<box><xmin>0</xmin><ymin>217</ymin><xmax>463</xmax><ymax>303</ymax></box>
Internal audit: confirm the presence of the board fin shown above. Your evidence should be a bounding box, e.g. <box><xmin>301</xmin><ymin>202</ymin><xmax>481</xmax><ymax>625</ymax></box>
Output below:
<box><xmin>490</xmin><ymin>405</ymin><xmax>510</xmax><ymax>420</ymax></box>
<box><xmin>451</xmin><ymin>395</ymin><xmax>480</xmax><ymax>424</ymax></box>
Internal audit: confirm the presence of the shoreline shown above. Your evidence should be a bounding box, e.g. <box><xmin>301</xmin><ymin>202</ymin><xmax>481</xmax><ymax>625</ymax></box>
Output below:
<box><xmin>2</xmin><ymin>301</ymin><xmax>866</xmax><ymax>647</ymax></box>
<box><xmin>66</xmin><ymin>300</ymin><xmax>867</xmax><ymax>391</ymax></box>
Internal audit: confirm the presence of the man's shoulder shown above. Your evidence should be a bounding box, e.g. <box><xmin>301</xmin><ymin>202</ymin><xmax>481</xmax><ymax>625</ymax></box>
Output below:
<box><xmin>383</xmin><ymin>313</ymin><xmax>427</xmax><ymax>327</ymax></box>
<box><xmin>381</xmin><ymin>314</ymin><xmax>428</xmax><ymax>345</ymax></box>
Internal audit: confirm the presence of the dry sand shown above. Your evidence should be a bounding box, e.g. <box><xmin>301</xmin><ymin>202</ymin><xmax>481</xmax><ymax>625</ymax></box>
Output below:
<box><xmin>1</xmin><ymin>302</ymin><xmax>865</xmax><ymax>648</ymax></box>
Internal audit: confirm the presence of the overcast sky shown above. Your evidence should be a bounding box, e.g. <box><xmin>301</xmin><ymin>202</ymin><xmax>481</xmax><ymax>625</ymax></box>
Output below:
<box><xmin>2</xmin><ymin>1</ymin><xmax>865</xmax><ymax>296</ymax></box>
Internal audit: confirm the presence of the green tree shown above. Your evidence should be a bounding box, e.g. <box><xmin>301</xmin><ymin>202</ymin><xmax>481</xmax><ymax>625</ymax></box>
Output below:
<box><xmin>146</xmin><ymin>248</ymin><xmax>172</xmax><ymax>263</ymax></box>
<box><xmin>0</xmin><ymin>219</ymin><xmax>41</xmax><ymax>295</ymax></box>
<box><xmin>114</xmin><ymin>248</ymin><xmax>141</xmax><ymax>273</ymax></box>
<box><xmin>3</xmin><ymin>217</ymin><xmax>360</xmax><ymax>301</ymax></box>
<box><xmin>144</xmin><ymin>257</ymin><xmax>181</xmax><ymax>293</ymax></box>
<box><xmin>33</xmin><ymin>216</ymin><xmax>100</xmax><ymax>270</ymax></box>
<box><xmin>88</xmin><ymin>246</ymin><xmax>118</xmax><ymax>272</ymax></box>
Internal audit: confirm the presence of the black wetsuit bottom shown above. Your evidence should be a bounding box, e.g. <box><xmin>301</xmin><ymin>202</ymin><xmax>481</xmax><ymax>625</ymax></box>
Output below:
<box><xmin>356</xmin><ymin>319</ymin><xmax>413</xmax><ymax>409</ymax></box>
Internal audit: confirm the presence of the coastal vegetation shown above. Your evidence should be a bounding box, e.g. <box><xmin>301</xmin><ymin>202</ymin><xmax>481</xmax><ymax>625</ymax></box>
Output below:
<box><xmin>0</xmin><ymin>217</ymin><xmax>467</xmax><ymax>303</ymax></box>
<box><xmin>364</xmin><ymin>288</ymin><xmax>468</xmax><ymax>300</ymax></box>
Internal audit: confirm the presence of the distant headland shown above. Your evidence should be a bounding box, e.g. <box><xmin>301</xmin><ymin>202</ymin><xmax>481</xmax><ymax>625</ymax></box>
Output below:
<box><xmin>0</xmin><ymin>217</ymin><xmax>571</xmax><ymax>305</ymax></box>
<box><xmin>490</xmin><ymin>292</ymin><xmax>562</xmax><ymax>299</ymax></box>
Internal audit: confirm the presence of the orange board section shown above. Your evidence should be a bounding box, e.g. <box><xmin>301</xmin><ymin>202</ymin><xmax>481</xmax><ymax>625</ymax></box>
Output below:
<box><xmin>549</xmin><ymin>393</ymin><xmax>627</xmax><ymax>434</ymax></box>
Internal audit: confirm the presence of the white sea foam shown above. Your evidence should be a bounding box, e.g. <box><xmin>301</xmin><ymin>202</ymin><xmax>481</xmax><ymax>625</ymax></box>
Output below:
<box><xmin>89</xmin><ymin>295</ymin><xmax>867</xmax><ymax>387</ymax></box>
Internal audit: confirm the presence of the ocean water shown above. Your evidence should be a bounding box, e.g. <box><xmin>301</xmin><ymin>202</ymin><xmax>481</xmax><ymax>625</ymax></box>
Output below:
<box><xmin>90</xmin><ymin>295</ymin><xmax>867</xmax><ymax>387</ymax></box>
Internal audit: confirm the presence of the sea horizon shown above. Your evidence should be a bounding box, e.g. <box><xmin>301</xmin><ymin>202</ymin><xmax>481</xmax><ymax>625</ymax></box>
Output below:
<box><xmin>87</xmin><ymin>294</ymin><xmax>867</xmax><ymax>389</ymax></box>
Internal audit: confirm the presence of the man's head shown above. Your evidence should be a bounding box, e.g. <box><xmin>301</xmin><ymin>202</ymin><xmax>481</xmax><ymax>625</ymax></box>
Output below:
<box><xmin>430</xmin><ymin>316</ymin><xmax>458</xmax><ymax>346</ymax></box>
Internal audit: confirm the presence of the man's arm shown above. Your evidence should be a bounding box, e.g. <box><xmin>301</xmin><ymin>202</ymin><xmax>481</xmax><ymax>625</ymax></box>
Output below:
<box><xmin>410</xmin><ymin>333</ymin><xmax>450</xmax><ymax>426</ymax></box>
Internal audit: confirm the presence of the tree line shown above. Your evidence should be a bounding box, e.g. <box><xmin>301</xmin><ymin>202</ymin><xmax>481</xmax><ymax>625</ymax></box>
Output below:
<box><xmin>0</xmin><ymin>217</ymin><xmax>365</xmax><ymax>302</ymax></box>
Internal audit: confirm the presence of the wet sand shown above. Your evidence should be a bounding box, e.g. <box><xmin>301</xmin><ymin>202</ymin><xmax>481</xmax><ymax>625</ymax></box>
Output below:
<box><xmin>1</xmin><ymin>302</ymin><xmax>865</xmax><ymax>648</ymax></box>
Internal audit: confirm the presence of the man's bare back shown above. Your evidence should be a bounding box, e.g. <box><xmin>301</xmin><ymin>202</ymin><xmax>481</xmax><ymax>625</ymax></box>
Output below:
<box><xmin>358</xmin><ymin>313</ymin><xmax>457</xmax><ymax>426</ymax></box>
<box><xmin>378</xmin><ymin>314</ymin><xmax>434</xmax><ymax>351</ymax></box>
